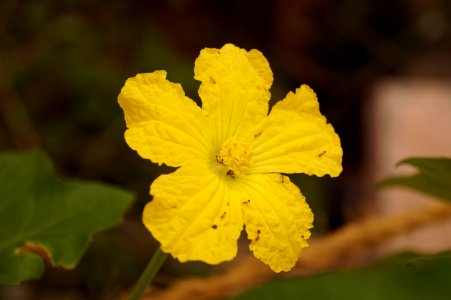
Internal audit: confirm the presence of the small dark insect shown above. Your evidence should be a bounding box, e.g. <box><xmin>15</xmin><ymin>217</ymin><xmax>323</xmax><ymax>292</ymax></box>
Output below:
<box><xmin>216</xmin><ymin>155</ymin><xmax>225</xmax><ymax>165</ymax></box>
<box><xmin>255</xmin><ymin>229</ymin><xmax>261</xmax><ymax>241</ymax></box>
<box><xmin>226</xmin><ymin>170</ymin><xmax>235</xmax><ymax>178</ymax></box>
<box><xmin>242</xmin><ymin>199</ymin><xmax>251</xmax><ymax>204</ymax></box>
<box><xmin>212</xmin><ymin>224</ymin><xmax>218</xmax><ymax>229</ymax></box>
<box><xmin>220</xmin><ymin>211</ymin><xmax>227</xmax><ymax>219</ymax></box>
<box><xmin>254</xmin><ymin>132</ymin><xmax>262</xmax><ymax>138</ymax></box>
<box><xmin>318</xmin><ymin>150</ymin><xmax>327</xmax><ymax>157</ymax></box>
<box><xmin>280</xmin><ymin>174</ymin><xmax>285</xmax><ymax>183</ymax></box>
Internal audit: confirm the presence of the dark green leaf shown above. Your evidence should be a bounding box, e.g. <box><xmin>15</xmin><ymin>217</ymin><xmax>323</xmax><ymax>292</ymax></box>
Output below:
<box><xmin>0</xmin><ymin>151</ymin><xmax>134</xmax><ymax>284</ymax></box>
<box><xmin>232</xmin><ymin>255</ymin><xmax>451</xmax><ymax>300</ymax></box>
<box><xmin>378</xmin><ymin>157</ymin><xmax>451</xmax><ymax>202</ymax></box>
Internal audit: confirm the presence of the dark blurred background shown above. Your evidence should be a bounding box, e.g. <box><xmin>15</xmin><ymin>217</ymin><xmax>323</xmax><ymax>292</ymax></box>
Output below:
<box><xmin>1</xmin><ymin>0</ymin><xmax>450</xmax><ymax>299</ymax></box>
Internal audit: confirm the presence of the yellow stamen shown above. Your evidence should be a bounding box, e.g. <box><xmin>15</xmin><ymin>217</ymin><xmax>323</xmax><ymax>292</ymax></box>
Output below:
<box><xmin>217</xmin><ymin>137</ymin><xmax>252</xmax><ymax>174</ymax></box>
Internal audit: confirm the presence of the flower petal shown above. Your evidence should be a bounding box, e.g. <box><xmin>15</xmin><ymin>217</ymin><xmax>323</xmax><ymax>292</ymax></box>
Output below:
<box><xmin>143</xmin><ymin>163</ymin><xmax>243</xmax><ymax>264</ymax></box>
<box><xmin>249</xmin><ymin>85</ymin><xmax>343</xmax><ymax>177</ymax></box>
<box><xmin>194</xmin><ymin>44</ymin><xmax>273</xmax><ymax>141</ymax></box>
<box><xmin>118</xmin><ymin>71</ymin><xmax>210</xmax><ymax>167</ymax></box>
<box><xmin>235</xmin><ymin>173</ymin><xmax>313</xmax><ymax>272</ymax></box>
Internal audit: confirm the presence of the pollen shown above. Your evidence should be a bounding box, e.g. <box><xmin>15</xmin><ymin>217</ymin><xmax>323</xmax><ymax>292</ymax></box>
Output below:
<box><xmin>217</xmin><ymin>137</ymin><xmax>252</xmax><ymax>174</ymax></box>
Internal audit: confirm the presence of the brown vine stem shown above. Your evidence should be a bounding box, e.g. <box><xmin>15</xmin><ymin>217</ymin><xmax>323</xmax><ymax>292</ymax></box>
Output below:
<box><xmin>142</xmin><ymin>201</ymin><xmax>451</xmax><ymax>300</ymax></box>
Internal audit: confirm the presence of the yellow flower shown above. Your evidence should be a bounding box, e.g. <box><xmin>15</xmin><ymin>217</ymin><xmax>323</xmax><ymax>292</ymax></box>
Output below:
<box><xmin>118</xmin><ymin>44</ymin><xmax>342</xmax><ymax>272</ymax></box>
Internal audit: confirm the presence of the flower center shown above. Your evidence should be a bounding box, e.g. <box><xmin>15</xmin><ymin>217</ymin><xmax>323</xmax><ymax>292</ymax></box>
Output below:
<box><xmin>217</xmin><ymin>137</ymin><xmax>252</xmax><ymax>175</ymax></box>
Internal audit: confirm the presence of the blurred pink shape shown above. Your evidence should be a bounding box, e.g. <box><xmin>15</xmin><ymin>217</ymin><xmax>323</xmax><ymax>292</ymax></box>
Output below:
<box><xmin>365</xmin><ymin>78</ymin><xmax>451</xmax><ymax>253</ymax></box>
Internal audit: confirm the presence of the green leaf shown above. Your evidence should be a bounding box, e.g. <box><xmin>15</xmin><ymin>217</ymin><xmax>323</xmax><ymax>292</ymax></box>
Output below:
<box><xmin>0</xmin><ymin>151</ymin><xmax>135</xmax><ymax>284</ymax></box>
<box><xmin>232</xmin><ymin>255</ymin><xmax>451</xmax><ymax>300</ymax></box>
<box><xmin>378</xmin><ymin>157</ymin><xmax>451</xmax><ymax>202</ymax></box>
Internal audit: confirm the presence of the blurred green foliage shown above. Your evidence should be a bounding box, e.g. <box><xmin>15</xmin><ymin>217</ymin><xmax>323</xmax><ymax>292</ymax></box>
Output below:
<box><xmin>0</xmin><ymin>151</ymin><xmax>134</xmax><ymax>285</ymax></box>
<box><xmin>232</xmin><ymin>254</ymin><xmax>451</xmax><ymax>300</ymax></box>
<box><xmin>379</xmin><ymin>157</ymin><xmax>451</xmax><ymax>202</ymax></box>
